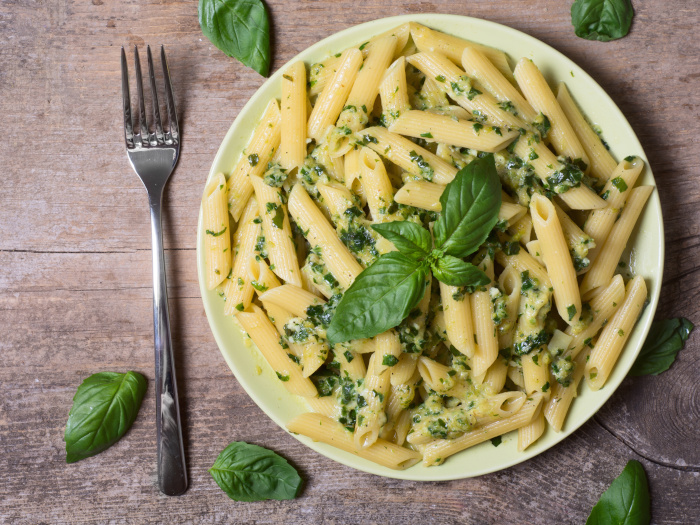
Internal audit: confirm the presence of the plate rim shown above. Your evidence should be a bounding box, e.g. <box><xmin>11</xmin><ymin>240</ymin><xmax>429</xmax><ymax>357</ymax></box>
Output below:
<box><xmin>196</xmin><ymin>12</ymin><xmax>664</xmax><ymax>481</ymax></box>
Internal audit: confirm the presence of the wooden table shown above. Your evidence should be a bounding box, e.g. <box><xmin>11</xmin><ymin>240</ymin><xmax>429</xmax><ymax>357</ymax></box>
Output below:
<box><xmin>2</xmin><ymin>0</ymin><xmax>698</xmax><ymax>523</ymax></box>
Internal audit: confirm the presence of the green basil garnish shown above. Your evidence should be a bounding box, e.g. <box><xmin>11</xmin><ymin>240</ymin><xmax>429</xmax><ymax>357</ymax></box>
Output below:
<box><xmin>371</xmin><ymin>221</ymin><xmax>432</xmax><ymax>260</ymax></box>
<box><xmin>430</xmin><ymin>255</ymin><xmax>491</xmax><ymax>288</ymax></box>
<box><xmin>198</xmin><ymin>0</ymin><xmax>271</xmax><ymax>76</ymax></box>
<box><xmin>326</xmin><ymin>155</ymin><xmax>501</xmax><ymax>344</ymax></box>
<box><xmin>629</xmin><ymin>318</ymin><xmax>694</xmax><ymax>376</ymax></box>
<box><xmin>64</xmin><ymin>371</ymin><xmax>147</xmax><ymax>463</ymax></box>
<box><xmin>433</xmin><ymin>154</ymin><xmax>502</xmax><ymax>259</ymax></box>
<box><xmin>209</xmin><ymin>442</ymin><xmax>302</xmax><ymax>501</ymax></box>
<box><xmin>571</xmin><ymin>0</ymin><xmax>634</xmax><ymax>42</ymax></box>
<box><xmin>326</xmin><ymin>253</ymin><xmax>429</xmax><ymax>344</ymax></box>
<box><xmin>586</xmin><ymin>460</ymin><xmax>650</xmax><ymax>524</ymax></box>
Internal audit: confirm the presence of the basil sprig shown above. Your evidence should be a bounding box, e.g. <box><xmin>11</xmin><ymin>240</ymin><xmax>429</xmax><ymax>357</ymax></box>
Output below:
<box><xmin>326</xmin><ymin>154</ymin><xmax>501</xmax><ymax>345</ymax></box>
<box><xmin>64</xmin><ymin>371</ymin><xmax>147</xmax><ymax>463</ymax></box>
<box><xmin>630</xmin><ymin>317</ymin><xmax>694</xmax><ymax>376</ymax></box>
<box><xmin>209</xmin><ymin>442</ymin><xmax>302</xmax><ymax>501</ymax></box>
<box><xmin>198</xmin><ymin>0</ymin><xmax>272</xmax><ymax>77</ymax></box>
<box><xmin>586</xmin><ymin>460</ymin><xmax>650</xmax><ymax>525</ymax></box>
<box><xmin>571</xmin><ymin>0</ymin><xmax>634</xmax><ymax>42</ymax></box>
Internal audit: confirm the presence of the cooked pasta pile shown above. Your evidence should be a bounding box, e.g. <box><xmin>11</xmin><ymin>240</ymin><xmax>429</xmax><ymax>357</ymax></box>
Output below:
<box><xmin>201</xmin><ymin>22</ymin><xmax>653</xmax><ymax>469</ymax></box>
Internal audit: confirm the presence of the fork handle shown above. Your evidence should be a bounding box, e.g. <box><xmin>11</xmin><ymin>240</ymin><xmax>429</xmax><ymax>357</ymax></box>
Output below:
<box><xmin>148</xmin><ymin>188</ymin><xmax>188</xmax><ymax>496</ymax></box>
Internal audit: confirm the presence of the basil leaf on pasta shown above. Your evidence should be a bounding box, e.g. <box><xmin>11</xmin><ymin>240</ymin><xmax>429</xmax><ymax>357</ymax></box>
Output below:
<box><xmin>372</xmin><ymin>221</ymin><xmax>432</xmax><ymax>260</ymax></box>
<box><xmin>326</xmin><ymin>253</ymin><xmax>428</xmax><ymax>344</ymax></box>
<box><xmin>586</xmin><ymin>460</ymin><xmax>650</xmax><ymax>525</ymax></box>
<box><xmin>430</xmin><ymin>255</ymin><xmax>491</xmax><ymax>288</ymax></box>
<box><xmin>433</xmin><ymin>154</ymin><xmax>501</xmax><ymax>259</ymax></box>
<box><xmin>198</xmin><ymin>0</ymin><xmax>272</xmax><ymax>77</ymax></box>
<box><xmin>571</xmin><ymin>0</ymin><xmax>634</xmax><ymax>42</ymax></box>
<box><xmin>64</xmin><ymin>371</ymin><xmax>147</xmax><ymax>463</ymax></box>
<box><xmin>209</xmin><ymin>442</ymin><xmax>302</xmax><ymax>501</ymax></box>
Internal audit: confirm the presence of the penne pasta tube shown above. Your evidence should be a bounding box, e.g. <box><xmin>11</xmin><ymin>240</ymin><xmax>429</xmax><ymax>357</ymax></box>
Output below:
<box><xmin>287</xmin><ymin>413</ymin><xmax>421</xmax><ymax>470</ymax></box>
<box><xmin>355</xmin><ymin>352</ymin><xmax>391</xmax><ymax>449</ymax></box>
<box><xmin>514</xmin><ymin>58</ymin><xmax>589</xmax><ymax>170</ymax></box>
<box><xmin>395</xmin><ymin>180</ymin><xmax>444</xmax><ymax>211</ymax></box>
<box><xmin>223</xmin><ymin>197</ymin><xmax>261</xmax><ymax>315</ymax></box>
<box><xmin>202</xmin><ymin>173</ymin><xmax>232</xmax><ymax>289</ymax></box>
<box><xmin>379</xmin><ymin>56</ymin><xmax>411</xmax><ymax>127</ymax></box>
<box><xmin>227</xmin><ymin>99</ymin><xmax>281</xmax><ymax>221</ymax></box>
<box><xmin>585</xmin><ymin>275</ymin><xmax>648</xmax><ymax>390</ymax></box>
<box><xmin>389</xmin><ymin>110</ymin><xmax>519</xmax><ymax>152</ymax></box>
<box><xmin>557</xmin><ymin>83</ymin><xmax>618</xmax><ymax>180</ymax></box>
<box><xmin>410</xmin><ymin>23</ymin><xmax>515</xmax><ymax>83</ymax></box>
<box><xmin>308</xmin><ymin>48</ymin><xmax>363</xmax><ymax>141</ymax></box>
<box><xmin>530</xmin><ymin>194</ymin><xmax>581</xmax><ymax>325</ymax></box>
<box><xmin>461</xmin><ymin>46</ymin><xmax>538</xmax><ymax>123</ymax></box>
<box><xmin>360</xmin><ymin>126</ymin><xmax>458</xmax><ymax>184</ymax></box>
<box><xmin>544</xmin><ymin>349</ymin><xmax>589</xmax><ymax>431</ymax></box>
<box><xmin>236</xmin><ymin>305</ymin><xmax>317</xmax><ymax>397</ymax></box>
<box><xmin>471</xmin><ymin>257</ymin><xmax>499</xmax><ymax>376</ymax></box>
<box><xmin>580</xmin><ymin>186</ymin><xmax>653</xmax><ymax>299</ymax></box>
<box><xmin>583</xmin><ymin>157</ymin><xmax>645</xmax><ymax>265</ymax></box>
<box><xmin>359</xmin><ymin>147</ymin><xmax>395</xmax><ymax>223</ymax></box>
<box><xmin>440</xmin><ymin>280</ymin><xmax>476</xmax><ymax>357</ymax></box>
<box><xmin>288</xmin><ymin>184</ymin><xmax>364</xmax><ymax>290</ymax></box>
<box><xmin>280</xmin><ymin>61</ymin><xmax>308</xmax><ymax>171</ymax></box>
<box><xmin>422</xmin><ymin>394</ymin><xmax>540</xmax><ymax>466</ymax></box>
<box><xmin>511</xmin><ymin>133</ymin><xmax>606</xmax><ymax>210</ymax></box>
<box><xmin>407</xmin><ymin>51</ymin><xmax>527</xmax><ymax>131</ymax></box>
<box><xmin>250</xmin><ymin>175</ymin><xmax>302</xmax><ymax>286</ymax></box>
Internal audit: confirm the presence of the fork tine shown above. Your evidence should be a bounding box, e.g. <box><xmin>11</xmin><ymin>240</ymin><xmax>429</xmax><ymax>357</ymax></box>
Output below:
<box><xmin>121</xmin><ymin>47</ymin><xmax>134</xmax><ymax>149</ymax></box>
<box><xmin>160</xmin><ymin>46</ymin><xmax>179</xmax><ymax>143</ymax></box>
<box><xmin>147</xmin><ymin>45</ymin><xmax>165</xmax><ymax>145</ymax></box>
<box><xmin>133</xmin><ymin>46</ymin><xmax>149</xmax><ymax>143</ymax></box>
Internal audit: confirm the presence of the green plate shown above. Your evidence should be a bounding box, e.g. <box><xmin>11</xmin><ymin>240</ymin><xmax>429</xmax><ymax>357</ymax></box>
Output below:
<box><xmin>197</xmin><ymin>13</ymin><xmax>663</xmax><ymax>481</ymax></box>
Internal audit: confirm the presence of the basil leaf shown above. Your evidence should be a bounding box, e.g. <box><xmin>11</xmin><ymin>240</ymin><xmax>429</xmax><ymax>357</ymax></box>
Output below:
<box><xmin>326</xmin><ymin>253</ymin><xmax>428</xmax><ymax>344</ymax></box>
<box><xmin>586</xmin><ymin>460</ymin><xmax>650</xmax><ymax>525</ymax></box>
<box><xmin>198</xmin><ymin>0</ymin><xmax>271</xmax><ymax>77</ymax></box>
<box><xmin>431</xmin><ymin>255</ymin><xmax>491</xmax><ymax>288</ymax></box>
<box><xmin>209</xmin><ymin>442</ymin><xmax>302</xmax><ymax>501</ymax></box>
<box><xmin>629</xmin><ymin>318</ymin><xmax>694</xmax><ymax>376</ymax></box>
<box><xmin>372</xmin><ymin>221</ymin><xmax>432</xmax><ymax>260</ymax></box>
<box><xmin>64</xmin><ymin>371</ymin><xmax>147</xmax><ymax>463</ymax></box>
<box><xmin>571</xmin><ymin>0</ymin><xmax>634</xmax><ymax>42</ymax></box>
<box><xmin>433</xmin><ymin>154</ymin><xmax>501</xmax><ymax>259</ymax></box>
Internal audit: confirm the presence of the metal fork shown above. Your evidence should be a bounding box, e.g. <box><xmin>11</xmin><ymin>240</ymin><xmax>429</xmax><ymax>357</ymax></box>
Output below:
<box><xmin>121</xmin><ymin>45</ymin><xmax>187</xmax><ymax>496</ymax></box>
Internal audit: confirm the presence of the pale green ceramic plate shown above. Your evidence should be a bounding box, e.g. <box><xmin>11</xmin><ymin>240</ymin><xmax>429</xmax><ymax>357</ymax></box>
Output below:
<box><xmin>196</xmin><ymin>14</ymin><xmax>663</xmax><ymax>481</ymax></box>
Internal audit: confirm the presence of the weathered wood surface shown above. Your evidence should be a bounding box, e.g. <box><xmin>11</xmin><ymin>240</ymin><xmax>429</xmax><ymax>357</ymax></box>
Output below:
<box><xmin>1</xmin><ymin>0</ymin><xmax>699</xmax><ymax>523</ymax></box>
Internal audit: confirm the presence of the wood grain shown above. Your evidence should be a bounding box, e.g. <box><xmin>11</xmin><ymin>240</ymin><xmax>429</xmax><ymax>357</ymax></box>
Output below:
<box><xmin>1</xmin><ymin>0</ymin><xmax>699</xmax><ymax>523</ymax></box>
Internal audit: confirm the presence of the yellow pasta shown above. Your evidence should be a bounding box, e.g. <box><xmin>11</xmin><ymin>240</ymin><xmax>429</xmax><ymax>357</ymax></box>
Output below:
<box><xmin>586</xmin><ymin>276</ymin><xmax>648</xmax><ymax>390</ymax></box>
<box><xmin>227</xmin><ymin>99</ymin><xmax>281</xmax><ymax>221</ymax></box>
<box><xmin>557</xmin><ymin>83</ymin><xmax>618</xmax><ymax>180</ymax></box>
<box><xmin>279</xmin><ymin>61</ymin><xmax>308</xmax><ymax>171</ymax></box>
<box><xmin>389</xmin><ymin>110</ymin><xmax>519</xmax><ymax>152</ymax></box>
<box><xmin>461</xmin><ymin>46</ymin><xmax>537</xmax><ymax>123</ymax></box>
<box><xmin>236</xmin><ymin>305</ymin><xmax>317</xmax><ymax>397</ymax></box>
<box><xmin>360</xmin><ymin>126</ymin><xmax>458</xmax><ymax>184</ymax></box>
<box><xmin>202</xmin><ymin>173</ymin><xmax>232</xmax><ymax>289</ymax></box>
<box><xmin>410</xmin><ymin>23</ymin><xmax>515</xmax><ymax>84</ymax></box>
<box><xmin>250</xmin><ymin>176</ymin><xmax>302</xmax><ymax>287</ymax></box>
<box><xmin>223</xmin><ymin>197</ymin><xmax>261</xmax><ymax>315</ymax></box>
<box><xmin>580</xmin><ymin>186</ymin><xmax>653</xmax><ymax>299</ymax></box>
<box><xmin>514</xmin><ymin>58</ymin><xmax>589</xmax><ymax>170</ymax></box>
<box><xmin>583</xmin><ymin>157</ymin><xmax>645</xmax><ymax>265</ymax></box>
<box><xmin>530</xmin><ymin>194</ymin><xmax>581</xmax><ymax>325</ymax></box>
<box><xmin>407</xmin><ymin>51</ymin><xmax>527</xmax><ymax>130</ymax></box>
<box><xmin>204</xmin><ymin>23</ymin><xmax>656</xmax><ymax>472</ymax></box>
<box><xmin>287</xmin><ymin>413</ymin><xmax>421</xmax><ymax>470</ymax></box>
<box><xmin>308</xmin><ymin>48</ymin><xmax>363</xmax><ymax>142</ymax></box>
